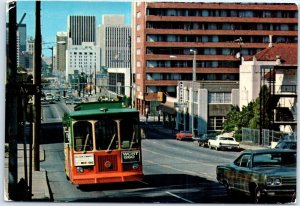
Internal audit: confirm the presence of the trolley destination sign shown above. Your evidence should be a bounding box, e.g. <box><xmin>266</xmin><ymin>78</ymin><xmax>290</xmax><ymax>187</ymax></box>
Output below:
<box><xmin>121</xmin><ymin>150</ymin><xmax>140</xmax><ymax>163</ymax></box>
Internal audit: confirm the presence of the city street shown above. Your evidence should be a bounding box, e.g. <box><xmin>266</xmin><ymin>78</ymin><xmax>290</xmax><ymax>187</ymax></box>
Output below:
<box><xmin>39</xmin><ymin>101</ymin><xmax>254</xmax><ymax>203</ymax></box>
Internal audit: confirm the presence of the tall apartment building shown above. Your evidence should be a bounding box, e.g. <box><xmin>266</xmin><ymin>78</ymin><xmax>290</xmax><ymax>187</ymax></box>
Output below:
<box><xmin>132</xmin><ymin>2</ymin><xmax>298</xmax><ymax>115</ymax></box>
<box><xmin>56</xmin><ymin>32</ymin><xmax>68</xmax><ymax>76</ymax></box>
<box><xmin>68</xmin><ymin>15</ymin><xmax>96</xmax><ymax>46</ymax></box>
<box><xmin>97</xmin><ymin>15</ymin><xmax>131</xmax><ymax>96</ymax></box>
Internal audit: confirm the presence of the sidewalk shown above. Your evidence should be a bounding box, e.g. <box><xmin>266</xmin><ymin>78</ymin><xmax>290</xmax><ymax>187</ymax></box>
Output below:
<box><xmin>4</xmin><ymin>144</ymin><xmax>51</xmax><ymax>201</ymax></box>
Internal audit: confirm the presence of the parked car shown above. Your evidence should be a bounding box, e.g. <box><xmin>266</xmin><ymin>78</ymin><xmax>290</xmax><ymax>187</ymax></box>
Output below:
<box><xmin>65</xmin><ymin>98</ymin><xmax>73</xmax><ymax>105</ymax></box>
<box><xmin>176</xmin><ymin>131</ymin><xmax>193</xmax><ymax>141</ymax></box>
<box><xmin>54</xmin><ymin>95</ymin><xmax>61</xmax><ymax>101</ymax></box>
<box><xmin>73</xmin><ymin>97</ymin><xmax>82</xmax><ymax>104</ymax></box>
<box><xmin>198</xmin><ymin>134</ymin><xmax>216</xmax><ymax>147</ymax></box>
<box><xmin>208</xmin><ymin>135</ymin><xmax>239</xmax><ymax>150</ymax></box>
<box><xmin>216</xmin><ymin>149</ymin><xmax>296</xmax><ymax>203</ymax></box>
<box><xmin>274</xmin><ymin>140</ymin><xmax>297</xmax><ymax>150</ymax></box>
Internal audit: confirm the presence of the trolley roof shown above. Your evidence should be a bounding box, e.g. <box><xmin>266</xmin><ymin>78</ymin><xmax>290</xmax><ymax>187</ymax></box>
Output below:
<box><xmin>66</xmin><ymin>101</ymin><xmax>139</xmax><ymax>119</ymax></box>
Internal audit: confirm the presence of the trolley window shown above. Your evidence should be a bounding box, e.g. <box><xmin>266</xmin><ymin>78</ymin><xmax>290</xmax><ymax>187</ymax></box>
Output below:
<box><xmin>73</xmin><ymin>121</ymin><xmax>93</xmax><ymax>152</ymax></box>
<box><xmin>95</xmin><ymin>118</ymin><xmax>118</xmax><ymax>151</ymax></box>
<box><xmin>120</xmin><ymin>118</ymin><xmax>140</xmax><ymax>149</ymax></box>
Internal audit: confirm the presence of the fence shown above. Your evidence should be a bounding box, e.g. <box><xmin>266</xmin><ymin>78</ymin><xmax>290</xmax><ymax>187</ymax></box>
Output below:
<box><xmin>242</xmin><ymin>127</ymin><xmax>296</xmax><ymax>147</ymax></box>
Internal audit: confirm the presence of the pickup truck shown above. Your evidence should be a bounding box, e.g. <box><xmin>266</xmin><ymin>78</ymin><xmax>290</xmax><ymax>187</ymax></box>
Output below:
<box><xmin>208</xmin><ymin>135</ymin><xmax>239</xmax><ymax>151</ymax></box>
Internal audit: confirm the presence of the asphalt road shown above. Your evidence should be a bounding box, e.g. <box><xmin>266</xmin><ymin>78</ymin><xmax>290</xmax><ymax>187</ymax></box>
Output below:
<box><xmin>40</xmin><ymin>101</ymin><xmax>256</xmax><ymax>203</ymax></box>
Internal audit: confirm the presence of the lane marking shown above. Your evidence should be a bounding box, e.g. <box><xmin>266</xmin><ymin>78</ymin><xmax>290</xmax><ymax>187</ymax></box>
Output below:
<box><xmin>143</xmin><ymin>140</ymin><xmax>232</xmax><ymax>164</ymax></box>
<box><xmin>51</xmin><ymin>104</ymin><xmax>62</xmax><ymax>118</ymax></box>
<box><xmin>144</xmin><ymin>160</ymin><xmax>215</xmax><ymax>181</ymax></box>
<box><xmin>138</xmin><ymin>180</ymin><xmax>149</xmax><ymax>185</ymax></box>
<box><xmin>166</xmin><ymin>191</ymin><xmax>194</xmax><ymax>203</ymax></box>
<box><xmin>143</xmin><ymin>148</ymin><xmax>215</xmax><ymax>168</ymax></box>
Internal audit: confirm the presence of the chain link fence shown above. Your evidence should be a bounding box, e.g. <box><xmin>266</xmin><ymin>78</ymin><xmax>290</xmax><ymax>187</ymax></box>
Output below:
<box><xmin>242</xmin><ymin>127</ymin><xmax>296</xmax><ymax>147</ymax></box>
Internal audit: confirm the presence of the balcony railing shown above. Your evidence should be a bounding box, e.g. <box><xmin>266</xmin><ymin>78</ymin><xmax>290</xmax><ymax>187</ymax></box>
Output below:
<box><xmin>275</xmin><ymin>85</ymin><xmax>297</xmax><ymax>94</ymax></box>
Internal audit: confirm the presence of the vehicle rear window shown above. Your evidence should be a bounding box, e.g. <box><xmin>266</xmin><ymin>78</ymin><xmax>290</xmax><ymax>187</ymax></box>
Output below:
<box><xmin>220</xmin><ymin>137</ymin><xmax>234</xmax><ymax>141</ymax></box>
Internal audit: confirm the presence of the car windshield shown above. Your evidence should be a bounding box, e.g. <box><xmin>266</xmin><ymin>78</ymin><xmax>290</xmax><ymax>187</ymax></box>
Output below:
<box><xmin>252</xmin><ymin>152</ymin><xmax>296</xmax><ymax>167</ymax></box>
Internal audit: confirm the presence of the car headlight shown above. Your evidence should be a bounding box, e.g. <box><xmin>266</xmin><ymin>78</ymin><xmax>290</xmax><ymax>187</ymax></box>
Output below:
<box><xmin>274</xmin><ymin>178</ymin><xmax>282</xmax><ymax>186</ymax></box>
<box><xmin>266</xmin><ymin>178</ymin><xmax>273</xmax><ymax>185</ymax></box>
<box><xmin>266</xmin><ymin>177</ymin><xmax>282</xmax><ymax>186</ymax></box>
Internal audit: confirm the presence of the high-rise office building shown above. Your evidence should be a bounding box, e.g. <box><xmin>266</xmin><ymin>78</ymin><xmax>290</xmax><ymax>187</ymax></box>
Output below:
<box><xmin>132</xmin><ymin>2</ymin><xmax>298</xmax><ymax>115</ymax></box>
<box><xmin>56</xmin><ymin>32</ymin><xmax>68</xmax><ymax>76</ymax></box>
<box><xmin>97</xmin><ymin>15</ymin><xmax>131</xmax><ymax>96</ymax></box>
<box><xmin>6</xmin><ymin>23</ymin><xmax>26</xmax><ymax>68</ymax></box>
<box><xmin>67</xmin><ymin>15</ymin><xmax>96</xmax><ymax>46</ymax></box>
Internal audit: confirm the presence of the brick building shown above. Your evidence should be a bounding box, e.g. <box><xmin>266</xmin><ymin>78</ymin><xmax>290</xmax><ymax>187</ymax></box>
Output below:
<box><xmin>132</xmin><ymin>2</ymin><xmax>298</xmax><ymax>115</ymax></box>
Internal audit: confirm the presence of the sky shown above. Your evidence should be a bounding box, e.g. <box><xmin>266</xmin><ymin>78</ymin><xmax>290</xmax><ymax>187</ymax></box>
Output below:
<box><xmin>16</xmin><ymin>0</ymin><xmax>132</xmax><ymax>56</ymax></box>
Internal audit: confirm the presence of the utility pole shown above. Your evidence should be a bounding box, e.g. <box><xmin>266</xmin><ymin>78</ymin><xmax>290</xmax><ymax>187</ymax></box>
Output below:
<box><xmin>128</xmin><ymin>35</ymin><xmax>133</xmax><ymax>107</ymax></box>
<box><xmin>7</xmin><ymin>1</ymin><xmax>18</xmax><ymax>200</ymax></box>
<box><xmin>190</xmin><ymin>49</ymin><xmax>196</xmax><ymax>137</ymax></box>
<box><xmin>33</xmin><ymin>0</ymin><xmax>42</xmax><ymax>171</ymax></box>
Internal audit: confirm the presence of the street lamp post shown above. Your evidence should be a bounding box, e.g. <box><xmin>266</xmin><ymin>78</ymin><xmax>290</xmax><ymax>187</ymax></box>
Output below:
<box><xmin>89</xmin><ymin>66</ymin><xmax>92</xmax><ymax>96</ymax></box>
<box><xmin>94</xmin><ymin>64</ymin><xmax>97</xmax><ymax>95</ymax></box>
<box><xmin>190</xmin><ymin>49</ymin><xmax>196</xmax><ymax>137</ymax></box>
<box><xmin>234</xmin><ymin>37</ymin><xmax>243</xmax><ymax>64</ymax></box>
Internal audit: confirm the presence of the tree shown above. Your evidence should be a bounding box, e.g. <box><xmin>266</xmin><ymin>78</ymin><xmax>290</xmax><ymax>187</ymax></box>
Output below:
<box><xmin>223</xmin><ymin>105</ymin><xmax>241</xmax><ymax>132</ymax></box>
<box><xmin>223</xmin><ymin>85</ymin><xmax>272</xmax><ymax>141</ymax></box>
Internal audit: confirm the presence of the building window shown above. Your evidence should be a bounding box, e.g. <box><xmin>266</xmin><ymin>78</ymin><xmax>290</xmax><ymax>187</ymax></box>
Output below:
<box><xmin>136</xmin><ymin>49</ymin><xmax>141</xmax><ymax>55</ymax></box>
<box><xmin>136</xmin><ymin>36</ymin><xmax>141</xmax><ymax>43</ymax></box>
<box><xmin>208</xmin><ymin>116</ymin><xmax>226</xmax><ymax>131</ymax></box>
<box><xmin>137</xmin><ymin>24</ymin><xmax>141</xmax><ymax>31</ymax></box>
<box><xmin>137</xmin><ymin>12</ymin><xmax>141</xmax><ymax>18</ymax></box>
<box><xmin>136</xmin><ymin>61</ymin><xmax>141</xmax><ymax>67</ymax></box>
<box><xmin>208</xmin><ymin>92</ymin><xmax>231</xmax><ymax>103</ymax></box>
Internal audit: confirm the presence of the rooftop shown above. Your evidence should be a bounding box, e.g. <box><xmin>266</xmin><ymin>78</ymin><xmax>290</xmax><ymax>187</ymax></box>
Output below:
<box><xmin>246</xmin><ymin>43</ymin><xmax>298</xmax><ymax>65</ymax></box>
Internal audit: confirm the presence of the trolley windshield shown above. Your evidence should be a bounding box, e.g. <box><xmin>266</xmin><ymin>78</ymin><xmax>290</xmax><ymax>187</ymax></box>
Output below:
<box><xmin>72</xmin><ymin>116</ymin><xmax>141</xmax><ymax>152</ymax></box>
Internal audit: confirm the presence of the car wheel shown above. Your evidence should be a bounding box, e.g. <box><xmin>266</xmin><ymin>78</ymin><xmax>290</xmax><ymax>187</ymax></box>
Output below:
<box><xmin>253</xmin><ymin>186</ymin><xmax>264</xmax><ymax>203</ymax></box>
<box><xmin>223</xmin><ymin>180</ymin><xmax>232</xmax><ymax>197</ymax></box>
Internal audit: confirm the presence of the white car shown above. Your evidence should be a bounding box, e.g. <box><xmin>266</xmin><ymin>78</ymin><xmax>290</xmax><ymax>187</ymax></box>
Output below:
<box><xmin>208</xmin><ymin>135</ymin><xmax>240</xmax><ymax>151</ymax></box>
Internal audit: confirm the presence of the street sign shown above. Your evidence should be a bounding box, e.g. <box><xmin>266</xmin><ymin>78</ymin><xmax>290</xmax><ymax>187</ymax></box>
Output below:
<box><xmin>6</xmin><ymin>84</ymin><xmax>41</xmax><ymax>95</ymax></box>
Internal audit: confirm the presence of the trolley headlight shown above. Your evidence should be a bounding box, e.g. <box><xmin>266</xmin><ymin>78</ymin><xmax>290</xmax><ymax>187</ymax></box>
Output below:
<box><xmin>76</xmin><ymin>167</ymin><xmax>84</xmax><ymax>173</ymax></box>
<box><xmin>132</xmin><ymin>163</ymin><xmax>139</xmax><ymax>170</ymax></box>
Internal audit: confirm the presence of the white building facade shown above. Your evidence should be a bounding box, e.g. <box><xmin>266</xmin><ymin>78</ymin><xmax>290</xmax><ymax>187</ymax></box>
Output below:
<box><xmin>66</xmin><ymin>42</ymin><xmax>100</xmax><ymax>92</ymax></box>
<box><xmin>175</xmin><ymin>81</ymin><xmax>239</xmax><ymax>135</ymax></box>
<box><xmin>239</xmin><ymin>44</ymin><xmax>297</xmax><ymax>133</ymax></box>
